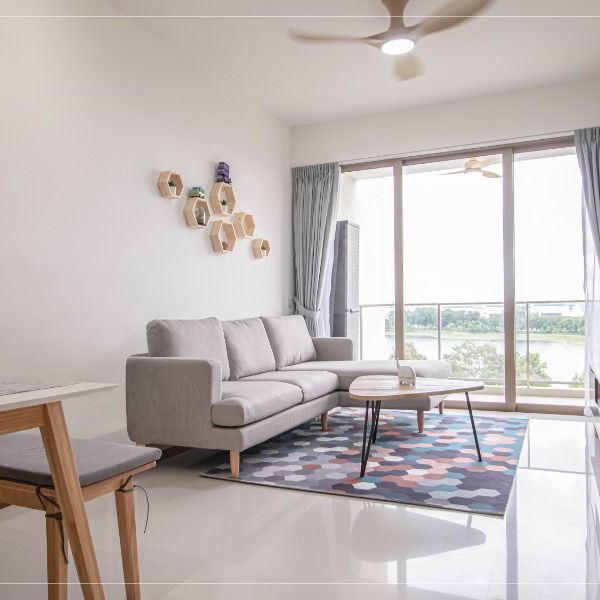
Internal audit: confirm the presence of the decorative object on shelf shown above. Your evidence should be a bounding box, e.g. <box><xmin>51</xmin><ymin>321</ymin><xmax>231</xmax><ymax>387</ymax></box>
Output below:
<box><xmin>209</xmin><ymin>182</ymin><xmax>236</xmax><ymax>217</ymax></box>
<box><xmin>157</xmin><ymin>171</ymin><xmax>183</xmax><ymax>199</ymax></box>
<box><xmin>210</xmin><ymin>220</ymin><xmax>237</xmax><ymax>253</ymax></box>
<box><xmin>396</xmin><ymin>362</ymin><xmax>416</xmax><ymax>386</ymax></box>
<box><xmin>216</xmin><ymin>161</ymin><xmax>232</xmax><ymax>184</ymax></box>
<box><xmin>183</xmin><ymin>195</ymin><xmax>210</xmax><ymax>229</ymax></box>
<box><xmin>252</xmin><ymin>238</ymin><xmax>271</xmax><ymax>259</ymax></box>
<box><xmin>232</xmin><ymin>212</ymin><xmax>256</xmax><ymax>239</ymax></box>
<box><xmin>189</xmin><ymin>185</ymin><xmax>206</xmax><ymax>198</ymax></box>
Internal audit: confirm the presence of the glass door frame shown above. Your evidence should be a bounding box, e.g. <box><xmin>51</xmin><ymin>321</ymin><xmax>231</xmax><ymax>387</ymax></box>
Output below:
<box><xmin>341</xmin><ymin>135</ymin><xmax>576</xmax><ymax>412</ymax></box>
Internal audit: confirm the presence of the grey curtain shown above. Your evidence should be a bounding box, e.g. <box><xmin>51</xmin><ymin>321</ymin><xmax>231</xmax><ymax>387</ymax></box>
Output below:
<box><xmin>292</xmin><ymin>163</ymin><xmax>340</xmax><ymax>336</ymax></box>
<box><xmin>575</xmin><ymin>127</ymin><xmax>600</xmax><ymax>411</ymax></box>
<box><xmin>576</xmin><ymin>128</ymin><xmax>600</xmax><ymax>258</ymax></box>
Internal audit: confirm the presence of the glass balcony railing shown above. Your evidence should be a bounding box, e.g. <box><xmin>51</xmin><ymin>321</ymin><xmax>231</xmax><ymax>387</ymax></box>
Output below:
<box><xmin>359</xmin><ymin>301</ymin><xmax>585</xmax><ymax>391</ymax></box>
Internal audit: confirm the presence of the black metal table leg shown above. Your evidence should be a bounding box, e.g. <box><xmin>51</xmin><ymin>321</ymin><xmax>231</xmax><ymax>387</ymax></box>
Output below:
<box><xmin>360</xmin><ymin>401</ymin><xmax>370</xmax><ymax>477</ymax></box>
<box><xmin>371</xmin><ymin>401</ymin><xmax>381</xmax><ymax>444</ymax></box>
<box><xmin>465</xmin><ymin>391</ymin><xmax>482</xmax><ymax>462</ymax></box>
<box><xmin>360</xmin><ymin>401</ymin><xmax>379</xmax><ymax>477</ymax></box>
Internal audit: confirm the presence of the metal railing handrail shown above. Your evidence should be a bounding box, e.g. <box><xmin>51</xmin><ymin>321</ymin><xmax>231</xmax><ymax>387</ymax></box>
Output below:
<box><xmin>358</xmin><ymin>300</ymin><xmax>585</xmax><ymax>389</ymax></box>
<box><xmin>359</xmin><ymin>300</ymin><xmax>585</xmax><ymax>308</ymax></box>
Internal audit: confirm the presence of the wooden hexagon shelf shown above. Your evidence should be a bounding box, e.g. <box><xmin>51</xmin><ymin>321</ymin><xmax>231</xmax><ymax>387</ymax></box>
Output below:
<box><xmin>232</xmin><ymin>212</ymin><xmax>256</xmax><ymax>239</ymax></box>
<box><xmin>209</xmin><ymin>182</ymin><xmax>236</xmax><ymax>217</ymax></box>
<box><xmin>252</xmin><ymin>238</ymin><xmax>271</xmax><ymax>259</ymax></box>
<box><xmin>210</xmin><ymin>220</ymin><xmax>237</xmax><ymax>253</ymax></box>
<box><xmin>183</xmin><ymin>196</ymin><xmax>210</xmax><ymax>229</ymax></box>
<box><xmin>157</xmin><ymin>171</ymin><xmax>183</xmax><ymax>199</ymax></box>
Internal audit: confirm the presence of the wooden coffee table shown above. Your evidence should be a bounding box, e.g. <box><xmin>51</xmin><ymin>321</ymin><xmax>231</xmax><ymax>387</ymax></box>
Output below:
<box><xmin>349</xmin><ymin>376</ymin><xmax>485</xmax><ymax>477</ymax></box>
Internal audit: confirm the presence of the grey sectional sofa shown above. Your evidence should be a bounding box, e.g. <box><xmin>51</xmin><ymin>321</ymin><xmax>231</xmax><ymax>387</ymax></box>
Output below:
<box><xmin>126</xmin><ymin>315</ymin><xmax>451</xmax><ymax>477</ymax></box>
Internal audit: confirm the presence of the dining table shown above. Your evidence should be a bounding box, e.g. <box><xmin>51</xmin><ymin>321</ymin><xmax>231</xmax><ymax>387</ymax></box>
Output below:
<box><xmin>0</xmin><ymin>382</ymin><xmax>116</xmax><ymax>600</ymax></box>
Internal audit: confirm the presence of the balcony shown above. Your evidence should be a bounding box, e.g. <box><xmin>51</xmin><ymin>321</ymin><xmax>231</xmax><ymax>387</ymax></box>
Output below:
<box><xmin>359</xmin><ymin>300</ymin><xmax>585</xmax><ymax>399</ymax></box>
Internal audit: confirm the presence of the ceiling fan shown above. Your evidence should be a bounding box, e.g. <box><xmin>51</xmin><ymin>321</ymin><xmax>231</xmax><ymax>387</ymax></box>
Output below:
<box><xmin>443</xmin><ymin>157</ymin><xmax>501</xmax><ymax>178</ymax></box>
<box><xmin>289</xmin><ymin>0</ymin><xmax>493</xmax><ymax>80</ymax></box>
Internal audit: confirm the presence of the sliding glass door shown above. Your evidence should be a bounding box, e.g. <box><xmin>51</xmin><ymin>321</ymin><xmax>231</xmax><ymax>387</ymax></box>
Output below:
<box><xmin>402</xmin><ymin>155</ymin><xmax>505</xmax><ymax>398</ymax></box>
<box><xmin>339</xmin><ymin>137</ymin><xmax>584</xmax><ymax>410</ymax></box>
<box><xmin>514</xmin><ymin>147</ymin><xmax>584</xmax><ymax>402</ymax></box>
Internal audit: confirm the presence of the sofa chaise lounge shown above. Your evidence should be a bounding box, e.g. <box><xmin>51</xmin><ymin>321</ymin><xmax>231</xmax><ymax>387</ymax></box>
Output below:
<box><xmin>126</xmin><ymin>315</ymin><xmax>452</xmax><ymax>477</ymax></box>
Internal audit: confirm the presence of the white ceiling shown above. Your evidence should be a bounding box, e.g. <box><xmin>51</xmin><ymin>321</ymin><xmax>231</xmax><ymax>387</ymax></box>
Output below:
<box><xmin>108</xmin><ymin>0</ymin><xmax>600</xmax><ymax>126</ymax></box>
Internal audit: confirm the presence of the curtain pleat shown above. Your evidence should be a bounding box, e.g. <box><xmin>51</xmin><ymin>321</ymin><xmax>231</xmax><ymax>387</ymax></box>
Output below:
<box><xmin>292</xmin><ymin>163</ymin><xmax>340</xmax><ymax>336</ymax></box>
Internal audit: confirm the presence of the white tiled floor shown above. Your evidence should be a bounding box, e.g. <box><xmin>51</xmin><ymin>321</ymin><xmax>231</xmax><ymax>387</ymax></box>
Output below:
<box><xmin>1</xmin><ymin>411</ymin><xmax>599</xmax><ymax>600</ymax></box>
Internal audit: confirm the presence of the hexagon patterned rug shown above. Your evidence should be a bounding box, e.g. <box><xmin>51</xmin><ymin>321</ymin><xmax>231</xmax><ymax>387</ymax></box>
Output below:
<box><xmin>202</xmin><ymin>408</ymin><xmax>528</xmax><ymax>516</ymax></box>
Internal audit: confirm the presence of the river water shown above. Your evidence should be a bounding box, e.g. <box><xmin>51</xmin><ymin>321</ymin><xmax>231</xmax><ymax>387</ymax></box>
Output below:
<box><xmin>384</xmin><ymin>334</ymin><xmax>584</xmax><ymax>383</ymax></box>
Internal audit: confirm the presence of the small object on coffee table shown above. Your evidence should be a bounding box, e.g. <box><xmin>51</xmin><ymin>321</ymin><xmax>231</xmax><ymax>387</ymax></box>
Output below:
<box><xmin>396</xmin><ymin>362</ymin><xmax>416</xmax><ymax>386</ymax></box>
<box><xmin>349</xmin><ymin>376</ymin><xmax>484</xmax><ymax>477</ymax></box>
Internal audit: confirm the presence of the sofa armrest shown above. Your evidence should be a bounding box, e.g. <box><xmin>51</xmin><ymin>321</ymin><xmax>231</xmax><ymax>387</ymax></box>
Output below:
<box><xmin>311</xmin><ymin>337</ymin><xmax>353</xmax><ymax>361</ymax></box>
<box><xmin>126</xmin><ymin>355</ymin><xmax>221</xmax><ymax>447</ymax></box>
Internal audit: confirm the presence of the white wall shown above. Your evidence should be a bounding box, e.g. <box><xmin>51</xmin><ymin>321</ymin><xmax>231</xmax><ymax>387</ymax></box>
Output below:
<box><xmin>0</xmin><ymin>6</ymin><xmax>293</xmax><ymax>436</ymax></box>
<box><xmin>292</xmin><ymin>78</ymin><xmax>600</xmax><ymax>166</ymax></box>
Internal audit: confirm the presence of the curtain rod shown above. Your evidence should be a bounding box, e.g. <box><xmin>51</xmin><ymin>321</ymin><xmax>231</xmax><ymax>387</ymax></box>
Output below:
<box><xmin>338</xmin><ymin>130</ymin><xmax>575</xmax><ymax>169</ymax></box>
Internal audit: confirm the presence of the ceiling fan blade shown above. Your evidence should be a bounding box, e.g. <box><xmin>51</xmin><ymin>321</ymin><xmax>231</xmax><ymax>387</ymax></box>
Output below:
<box><xmin>482</xmin><ymin>170</ymin><xmax>501</xmax><ymax>178</ymax></box>
<box><xmin>289</xmin><ymin>29</ymin><xmax>374</xmax><ymax>45</ymax></box>
<box><xmin>441</xmin><ymin>170</ymin><xmax>468</xmax><ymax>175</ymax></box>
<box><xmin>411</xmin><ymin>0</ymin><xmax>493</xmax><ymax>40</ymax></box>
<box><xmin>478</xmin><ymin>156</ymin><xmax>501</xmax><ymax>167</ymax></box>
<box><xmin>393</xmin><ymin>52</ymin><xmax>425</xmax><ymax>81</ymax></box>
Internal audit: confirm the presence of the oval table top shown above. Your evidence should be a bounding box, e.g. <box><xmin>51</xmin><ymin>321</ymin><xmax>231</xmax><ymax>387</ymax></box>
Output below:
<box><xmin>349</xmin><ymin>376</ymin><xmax>484</xmax><ymax>402</ymax></box>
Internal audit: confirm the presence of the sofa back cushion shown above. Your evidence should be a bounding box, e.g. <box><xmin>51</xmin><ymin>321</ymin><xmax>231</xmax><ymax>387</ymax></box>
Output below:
<box><xmin>146</xmin><ymin>318</ymin><xmax>230</xmax><ymax>380</ymax></box>
<box><xmin>222</xmin><ymin>318</ymin><xmax>276</xmax><ymax>380</ymax></box>
<box><xmin>261</xmin><ymin>315</ymin><xmax>317</xmax><ymax>369</ymax></box>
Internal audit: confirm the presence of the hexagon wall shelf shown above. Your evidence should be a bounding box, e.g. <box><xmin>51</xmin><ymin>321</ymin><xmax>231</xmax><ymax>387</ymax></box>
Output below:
<box><xmin>210</xmin><ymin>220</ymin><xmax>237</xmax><ymax>253</ymax></box>
<box><xmin>209</xmin><ymin>182</ymin><xmax>236</xmax><ymax>217</ymax></box>
<box><xmin>183</xmin><ymin>196</ymin><xmax>210</xmax><ymax>229</ymax></box>
<box><xmin>232</xmin><ymin>212</ymin><xmax>256</xmax><ymax>239</ymax></box>
<box><xmin>252</xmin><ymin>238</ymin><xmax>271</xmax><ymax>259</ymax></box>
<box><xmin>157</xmin><ymin>170</ymin><xmax>183</xmax><ymax>199</ymax></box>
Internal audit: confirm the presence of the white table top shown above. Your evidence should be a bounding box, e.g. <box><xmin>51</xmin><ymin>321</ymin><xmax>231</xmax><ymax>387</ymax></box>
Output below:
<box><xmin>0</xmin><ymin>382</ymin><xmax>117</xmax><ymax>413</ymax></box>
<box><xmin>349</xmin><ymin>376</ymin><xmax>484</xmax><ymax>402</ymax></box>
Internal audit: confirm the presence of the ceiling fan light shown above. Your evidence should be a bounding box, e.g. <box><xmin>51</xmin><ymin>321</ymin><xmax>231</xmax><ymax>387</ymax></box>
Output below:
<box><xmin>381</xmin><ymin>38</ymin><xmax>415</xmax><ymax>55</ymax></box>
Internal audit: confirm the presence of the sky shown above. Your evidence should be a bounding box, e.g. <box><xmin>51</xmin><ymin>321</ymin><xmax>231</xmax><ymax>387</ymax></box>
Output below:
<box><xmin>342</xmin><ymin>151</ymin><xmax>583</xmax><ymax>308</ymax></box>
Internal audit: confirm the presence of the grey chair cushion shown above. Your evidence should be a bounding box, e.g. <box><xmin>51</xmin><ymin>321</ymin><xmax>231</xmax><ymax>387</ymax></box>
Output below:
<box><xmin>0</xmin><ymin>433</ymin><xmax>161</xmax><ymax>487</ymax></box>
<box><xmin>146</xmin><ymin>318</ymin><xmax>230</xmax><ymax>380</ymax></box>
<box><xmin>261</xmin><ymin>315</ymin><xmax>317</xmax><ymax>369</ymax></box>
<box><xmin>222</xmin><ymin>318</ymin><xmax>276</xmax><ymax>380</ymax></box>
<box><xmin>212</xmin><ymin>381</ymin><xmax>302</xmax><ymax>427</ymax></box>
<box><xmin>282</xmin><ymin>359</ymin><xmax>452</xmax><ymax>391</ymax></box>
<box><xmin>241</xmin><ymin>370</ymin><xmax>338</xmax><ymax>403</ymax></box>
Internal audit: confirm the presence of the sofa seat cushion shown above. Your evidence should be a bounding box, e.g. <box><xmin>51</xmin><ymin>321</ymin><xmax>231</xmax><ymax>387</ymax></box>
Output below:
<box><xmin>261</xmin><ymin>315</ymin><xmax>317</xmax><ymax>369</ymax></box>
<box><xmin>282</xmin><ymin>360</ymin><xmax>452</xmax><ymax>391</ymax></box>
<box><xmin>241</xmin><ymin>370</ymin><xmax>338</xmax><ymax>403</ymax></box>
<box><xmin>222</xmin><ymin>318</ymin><xmax>276</xmax><ymax>380</ymax></box>
<box><xmin>212</xmin><ymin>381</ymin><xmax>302</xmax><ymax>427</ymax></box>
<box><xmin>147</xmin><ymin>318</ymin><xmax>230</xmax><ymax>380</ymax></box>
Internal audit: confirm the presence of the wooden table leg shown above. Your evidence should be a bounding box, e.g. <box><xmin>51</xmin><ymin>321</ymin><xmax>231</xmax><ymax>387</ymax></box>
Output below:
<box><xmin>417</xmin><ymin>409</ymin><xmax>425</xmax><ymax>433</ymax></box>
<box><xmin>47</xmin><ymin>503</ymin><xmax>68</xmax><ymax>600</ymax></box>
<box><xmin>39</xmin><ymin>401</ymin><xmax>105</xmax><ymax>600</ymax></box>
<box><xmin>115</xmin><ymin>479</ymin><xmax>141</xmax><ymax>600</ymax></box>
